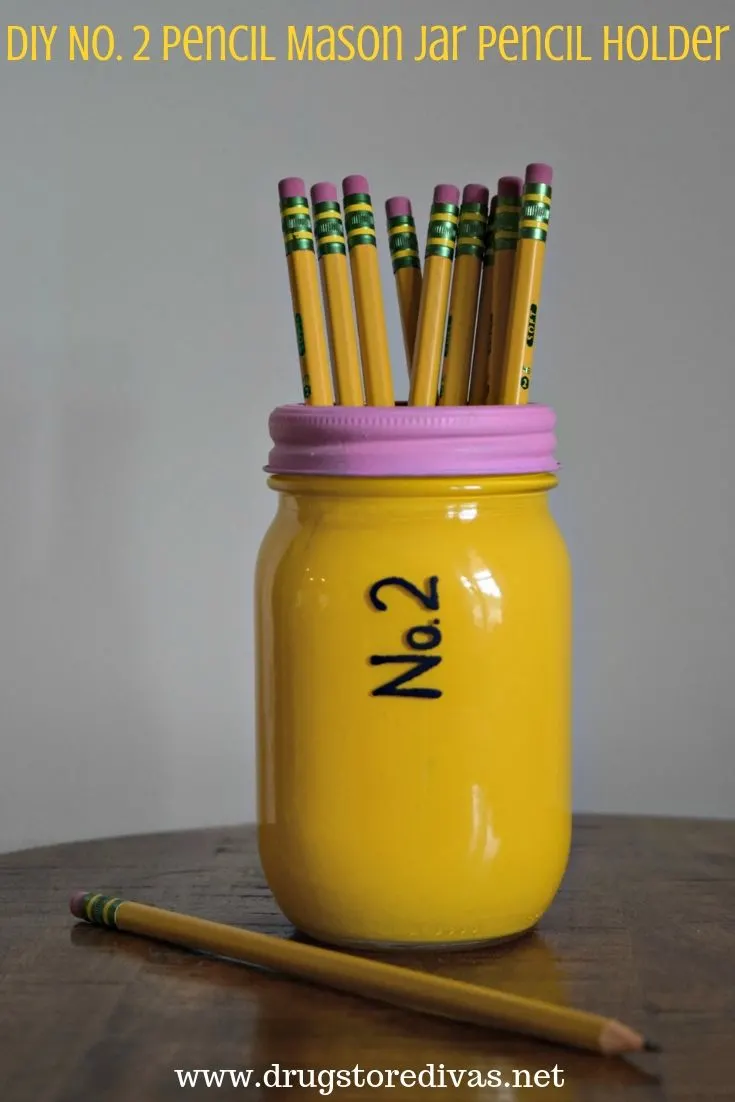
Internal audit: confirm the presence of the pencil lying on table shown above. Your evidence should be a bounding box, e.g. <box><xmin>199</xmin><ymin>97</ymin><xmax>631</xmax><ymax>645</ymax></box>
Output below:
<box><xmin>70</xmin><ymin>891</ymin><xmax>658</xmax><ymax>1057</ymax></box>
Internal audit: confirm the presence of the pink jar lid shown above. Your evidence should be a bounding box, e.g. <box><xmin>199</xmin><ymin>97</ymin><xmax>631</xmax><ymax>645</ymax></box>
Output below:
<box><xmin>266</xmin><ymin>404</ymin><xmax>558</xmax><ymax>477</ymax></box>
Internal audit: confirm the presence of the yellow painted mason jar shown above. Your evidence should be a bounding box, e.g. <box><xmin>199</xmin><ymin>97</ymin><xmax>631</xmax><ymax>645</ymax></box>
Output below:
<box><xmin>256</xmin><ymin>404</ymin><xmax>571</xmax><ymax>949</ymax></box>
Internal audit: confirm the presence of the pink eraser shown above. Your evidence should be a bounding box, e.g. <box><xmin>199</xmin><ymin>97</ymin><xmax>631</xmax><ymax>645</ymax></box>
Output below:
<box><xmin>497</xmin><ymin>176</ymin><xmax>523</xmax><ymax>197</ymax></box>
<box><xmin>278</xmin><ymin>177</ymin><xmax>307</xmax><ymax>199</ymax></box>
<box><xmin>526</xmin><ymin>163</ymin><xmax>553</xmax><ymax>186</ymax></box>
<box><xmin>433</xmin><ymin>184</ymin><xmax>460</xmax><ymax>206</ymax></box>
<box><xmin>69</xmin><ymin>891</ymin><xmax>87</xmax><ymax>919</ymax></box>
<box><xmin>386</xmin><ymin>196</ymin><xmax>412</xmax><ymax>218</ymax></box>
<box><xmin>311</xmin><ymin>182</ymin><xmax>338</xmax><ymax>204</ymax></box>
<box><xmin>462</xmin><ymin>184</ymin><xmax>490</xmax><ymax>205</ymax></box>
<box><xmin>343</xmin><ymin>174</ymin><xmax>370</xmax><ymax>196</ymax></box>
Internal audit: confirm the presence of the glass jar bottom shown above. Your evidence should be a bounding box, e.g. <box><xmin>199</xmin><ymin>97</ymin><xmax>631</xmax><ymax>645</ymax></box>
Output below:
<box><xmin>293</xmin><ymin>925</ymin><xmax>535</xmax><ymax>953</ymax></box>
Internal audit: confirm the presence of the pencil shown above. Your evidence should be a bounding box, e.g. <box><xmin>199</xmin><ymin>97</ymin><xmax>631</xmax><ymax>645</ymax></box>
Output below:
<box><xmin>278</xmin><ymin>178</ymin><xmax>334</xmax><ymax>406</ymax></box>
<box><xmin>467</xmin><ymin>195</ymin><xmax>497</xmax><ymax>405</ymax></box>
<box><xmin>439</xmin><ymin>184</ymin><xmax>489</xmax><ymax>406</ymax></box>
<box><xmin>409</xmin><ymin>184</ymin><xmax>460</xmax><ymax>406</ymax></box>
<box><xmin>385</xmin><ymin>197</ymin><xmax>422</xmax><ymax>377</ymax></box>
<box><xmin>501</xmin><ymin>163</ymin><xmax>553</xmax><ymax>405</ymax></box>
<box><xmin>342</xmin><ymin>175</ymin><xmax>394</xmax><ymax>406</ymax></box>
<box><xmin>70</xmin><ymin>891</ymin><xmax>658</xmax><ymax>1057</ymax></box>
<box><xmin>310</xmin><ymin>183</ymin><xmax>364</xmax><ymax>406</ymax></box>
<box><xmin>486</xmin><ymin>175</ymin><xmax>522</xmax><ymax>405</ymax></box>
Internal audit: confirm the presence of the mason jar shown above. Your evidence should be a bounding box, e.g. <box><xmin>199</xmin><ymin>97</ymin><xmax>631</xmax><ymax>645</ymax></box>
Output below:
<box><xmin>255</xmin><ymin>404</ymin><xmax>571</xmax><ymax>949</ymax></box>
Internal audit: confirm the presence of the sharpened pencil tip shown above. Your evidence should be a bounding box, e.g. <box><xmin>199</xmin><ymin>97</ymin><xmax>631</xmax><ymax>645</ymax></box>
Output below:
<box><xmin>643</xmin><ymin>1040</ymin><xmax>662</xmax><ymax>1052</ymax></box>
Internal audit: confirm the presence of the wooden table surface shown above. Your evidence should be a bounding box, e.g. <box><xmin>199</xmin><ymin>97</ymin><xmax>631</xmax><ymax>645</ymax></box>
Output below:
<box><xmin>0</xmin><ymin>816</ymin><xmax>733</xmax><ymax>1101</ymax></box>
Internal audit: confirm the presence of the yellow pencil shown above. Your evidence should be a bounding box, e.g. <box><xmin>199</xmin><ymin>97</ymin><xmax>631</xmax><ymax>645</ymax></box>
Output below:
<box><xmin>501</xmin><ymin>163</ymin><xmax>553</xmax><ymax>405</ymax></box>
<box><xmin>71</xmin><ymin>891</ymin><xmax>659</xmax><ymax>1057</ymax></box>
<box><xmin>409</xmin><ymin>185</ymin><xmax>460</xmax><ymax>406</ymax></box>
<box><xmin>486</xmin><ymin>175</ymin><xmax>522</xmax><ymax>405</ymax></box>
<box><xmin>310</xmin><ymin>182</ymin><xmax>364</xmax><ymax>406</ymax></box>
<box><xmin>385</xmin><ymin>196</ymin><xmax>422</xmax><ymax>377</ymax></box>
<box><xmin>342</xmin><ymin>175</ymin><xmax>394</xmax><ymax>406</ymax></box>
<box><xmin>439</xmin><ymin>184</ymin><xmax>489</xmax><ymax>406</ymax></box>
<box><xmin>278</xmin><ymin>178</ymin><xmax>334</xmax><ymax>406</ymax></box>
<box><xmin>467</xmin><ymin>195</ymin><xmax>497</xmax><ymax>405</ymax></box>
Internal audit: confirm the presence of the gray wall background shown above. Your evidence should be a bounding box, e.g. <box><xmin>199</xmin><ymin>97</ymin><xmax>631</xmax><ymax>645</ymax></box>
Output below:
<box><xmin>2</xmin><ymin>0</ymin><xmax>733</xmax><ymax>852</ymax></box>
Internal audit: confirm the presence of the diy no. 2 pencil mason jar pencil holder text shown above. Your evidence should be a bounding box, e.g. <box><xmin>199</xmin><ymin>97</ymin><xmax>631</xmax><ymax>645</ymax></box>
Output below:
<box><xmin>255</xmin><ymin>403</ymin><xmax>571</xmax><ymax>950</ymax></box>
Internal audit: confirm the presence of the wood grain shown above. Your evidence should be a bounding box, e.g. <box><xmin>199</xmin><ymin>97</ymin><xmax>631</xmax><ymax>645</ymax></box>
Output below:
<box><xmin>0</xmin><ymin>816</ymin><xmax>733</xmax><ymax>1100</ymax></box>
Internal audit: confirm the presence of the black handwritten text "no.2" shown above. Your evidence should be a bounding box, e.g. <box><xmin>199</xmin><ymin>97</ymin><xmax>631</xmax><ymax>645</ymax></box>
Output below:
<box><xmin>367</xmin><ymin>576</ymin><xmax>442</xmax><ymax>699</ymax></box>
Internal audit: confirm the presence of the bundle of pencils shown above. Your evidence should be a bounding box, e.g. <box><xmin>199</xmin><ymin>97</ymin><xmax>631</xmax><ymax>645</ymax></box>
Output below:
<box><xmin>278</xmin><ymin>165</ymin><xmax>553</xmax><ymax>408</ymax></box>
